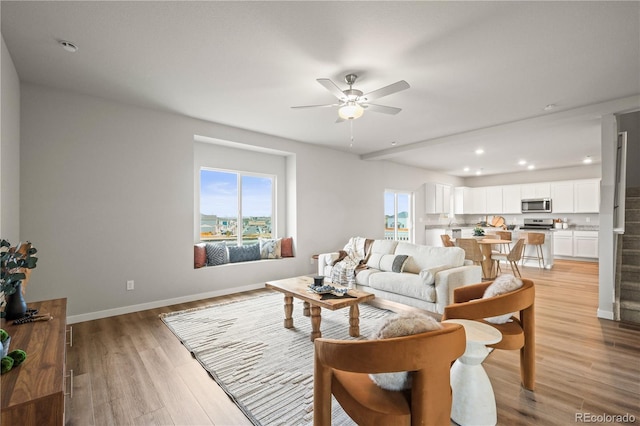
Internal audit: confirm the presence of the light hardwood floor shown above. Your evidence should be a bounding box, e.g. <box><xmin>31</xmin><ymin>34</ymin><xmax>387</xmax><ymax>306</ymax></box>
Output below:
<box><xmin>65</xmin><ymin>260</ymin><xmax>640</xmax><ymax>425</ymax></box>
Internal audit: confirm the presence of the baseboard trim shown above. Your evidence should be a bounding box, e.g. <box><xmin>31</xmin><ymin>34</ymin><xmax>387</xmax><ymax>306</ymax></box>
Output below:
<box><xmin>597</xmin><ymin>308</ymin><xmax>615</xmax><ymax>320</ymax></box>
<box><xmin>66</xmin><ymin>282</ymin><xmax>264</xmax><ymax>324</ymax></box>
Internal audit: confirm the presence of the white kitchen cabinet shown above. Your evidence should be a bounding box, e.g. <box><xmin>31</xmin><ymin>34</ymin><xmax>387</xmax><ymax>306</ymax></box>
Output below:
<box><xmin>553</xmin><ymin>230</ymin><xmax>574</xmax><ymax>256</ymax></box>
<box><xmin>575</xmin><ymin>179</ymin><xmax>600</xmax><ymax>213</ymax></box>
<box><xmin>573</xmin><ymin>230</ymin><xmax>598</xmax><ymax>258</ymax></box>
<box><xmin>551</xmin><ymin>181</ymin><xmax>575</xmax><ymax>213</ymax></box>
<box><xmin>485</xmin><ymin>186</ymin><xmax>503</xmax><ymax>214</ymax></box>
<box><xmin>521</xmin><ymin>183</ymin><xmax>551</xmax><ymax>199</ymax></box>
<box><xmin>471</xmin><ymin>187</ymin><xmax>486</xmax><ymax>214</ymax></box>
<box><xmin>454</xmin><ymin>187</ymin><xmax>474</xmax><ymax>215</ymax></box>
<box><xmin>454</xmin><ymin>187</ymin><xmax>465</xmax><ymax>215</ymax></box>
<box><xmin>425</xmin><ymin>183</ymin><xmax>451</xmax><ymax>214</ymax></box>
<box><xmin>502</xmin><ymin>184</ymin><xmax>521</xmax><ymax>214</ymax></box>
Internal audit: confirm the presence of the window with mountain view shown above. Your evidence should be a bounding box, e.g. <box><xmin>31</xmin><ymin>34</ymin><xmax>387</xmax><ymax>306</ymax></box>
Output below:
<box><xmin>200</xmin><ymin>168</ymin><xmax>274</xmax><ymax>246</ymax></box>
<box><xmin>384</xmin><ymin>190</ymin><xmax>413</xmax><ymax>242</ymax></box>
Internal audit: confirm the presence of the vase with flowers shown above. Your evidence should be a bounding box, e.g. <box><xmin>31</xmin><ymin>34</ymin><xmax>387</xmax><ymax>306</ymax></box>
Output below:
<box><xmin>1</xmin><ymin>240</ymin><xmax>38</xmax><ymax>320</ymax></box>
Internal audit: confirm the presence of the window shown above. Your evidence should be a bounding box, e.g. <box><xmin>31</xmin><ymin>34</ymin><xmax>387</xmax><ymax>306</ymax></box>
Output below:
<box><xmin>200</xmin><ymin>168</ymin><xmax>275</xmax><ymax>246</ymax></box>
<box><xmin>384</xmin><ymin>190</ymin><xmax>413</xmax><ymax>242</ymax></box>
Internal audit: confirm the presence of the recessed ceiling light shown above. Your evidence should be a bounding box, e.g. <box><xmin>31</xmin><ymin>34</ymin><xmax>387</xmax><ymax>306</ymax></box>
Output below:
<box><xmin>475</xmin><ymin>149</ymin><xmax>484</xmax><ymax>155</ymax></box>
<box><xmin>391</xmin><ymin>141</ymin><xmax>397</xmax><ymax>146</ymax></box>
<box><xmin>59</xmin><ymin>40</ymin><xmax>78</xmax><ymax>53</ymax></box>
<box><xmin>544</xmin><ymin>104</ymin><xmax>556</xmax><ymax>111</ymax></box>
<box><xmin>527</xmin><ymin>164</ymin><xmax>535</xmax><ymax>170</ymax></box>
<box><xmin>583</xmin><ymin>156</ymin><xmax>593</xmax><ymax>164</ymax></box>
<box><xmin>464</xmin><ymin>167</ymin><xmax>470</xmax><ymax>172</ymax></box>
<box><xmin>475</xmin><ymin>169</ymin><xmax>482</xmax><ymax>176</ymax></box>
<box><xmin>518</xmin><ymin>160</ymin><xmax>527</xmax><ymax>166</ymax></box>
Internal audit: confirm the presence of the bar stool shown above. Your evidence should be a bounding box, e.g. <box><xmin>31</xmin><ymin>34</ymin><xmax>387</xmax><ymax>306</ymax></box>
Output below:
<box><xmin>521</xmin><ymin>232</ymin><xmax>545</xmax><ymax>269</ymax></box>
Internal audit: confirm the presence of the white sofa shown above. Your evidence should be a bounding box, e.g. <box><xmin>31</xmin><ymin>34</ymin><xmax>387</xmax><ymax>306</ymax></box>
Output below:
<box><xmin>317</xmin><ymin>238</ymin><xmax>482</xmax><ymax>314</ymax></box>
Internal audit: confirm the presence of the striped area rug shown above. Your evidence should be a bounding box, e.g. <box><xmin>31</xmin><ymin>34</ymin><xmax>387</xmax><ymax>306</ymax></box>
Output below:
<box><xmin>160</xmin><ymin>292</ymin><xmax>392</xmax><ymax>425</ymax></box>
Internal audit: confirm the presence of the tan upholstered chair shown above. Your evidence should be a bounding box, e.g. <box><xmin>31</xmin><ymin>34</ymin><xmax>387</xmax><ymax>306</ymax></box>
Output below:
<box><xmin>521</xmin><ymin>232</ymin><xmax>545</xmax><ymax>269</ymax></box>
<box><xmin>442</xmin><ymin>278</ymin><xmax>536</xmax><ymax>391</ymax></box>
<box><xmin>440</xmin><ymin>234</ymin><xmax>455</xmax><ymax>247</ymax></box>
<box><xmin>492</xmin><ymin>238</ymin><xmax>526</xmax><ymax>277</ymax></box>
<box><xmin>313</xmin><ymin>323</ymin><xmax>466</xmax><ymax>426</ymax></box>
<box><xmin>456</xmin><ymin>238</ymin><xmax>489</xmax><ymax>278</ymax></box>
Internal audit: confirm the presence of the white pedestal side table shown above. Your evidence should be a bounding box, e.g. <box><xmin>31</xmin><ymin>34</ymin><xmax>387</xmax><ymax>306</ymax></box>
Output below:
<box><xmin>443</xmin><ymin>319</ymin><xmax>502</xmax><ymax>426</ymax></box>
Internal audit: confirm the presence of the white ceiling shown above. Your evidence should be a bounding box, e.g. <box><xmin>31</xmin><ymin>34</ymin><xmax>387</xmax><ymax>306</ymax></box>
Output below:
<box><xmin>2</xmin><ymin>1</ymin><xmax>639</xmax><ymax>177</ymax></box>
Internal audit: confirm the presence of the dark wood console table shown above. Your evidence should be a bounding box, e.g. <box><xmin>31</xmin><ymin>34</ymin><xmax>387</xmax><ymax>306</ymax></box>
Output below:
<box><xmin>1</xmin><ymin>298</ymin><xmax>68</xmax><ymax>425</ymax></box>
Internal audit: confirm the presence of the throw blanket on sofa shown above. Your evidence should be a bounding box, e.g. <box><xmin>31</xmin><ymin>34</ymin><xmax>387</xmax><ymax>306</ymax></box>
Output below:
<box><xmin>330</xmin><ymin>237</ymin><xmax>372</xmax><ymax>285</ymax></box>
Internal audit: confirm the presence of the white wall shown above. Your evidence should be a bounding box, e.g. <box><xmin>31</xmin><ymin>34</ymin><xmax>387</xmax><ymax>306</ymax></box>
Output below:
<box><xmin>1</xmin><ymin>35</ymin><xmax>21</xmax><ymax>242</ymax></box>
<box><xmin>20</xmin><ymin>84</ymin><xmax>443</xmax><ymax>321</ymax></box>
<box><xmin>598</xmin><ymin>114</ymin><xmax>618</xmax><ymax>319</ymax></box>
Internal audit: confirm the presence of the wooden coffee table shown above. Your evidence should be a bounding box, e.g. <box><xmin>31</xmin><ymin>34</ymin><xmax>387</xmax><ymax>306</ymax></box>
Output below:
<box><xmin>265</xmin><ymin>276</ymin><xmax>375</xmax><ymax>341</ymax></box>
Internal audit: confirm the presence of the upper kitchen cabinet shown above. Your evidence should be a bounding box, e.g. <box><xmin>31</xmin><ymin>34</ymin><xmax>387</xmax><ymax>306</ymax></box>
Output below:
<box><xmin>454</xmin><ymin>187</ymin><xmax>487</xmax><ymax>214</ymax></box>
<box><xmin>454</xmin><ymin>187</ymin><xmax>468</xmax><ymax>215</ymax></box>
<box><xmin>551</xmin><ymin>181</ymin><xmax>575</xmax><ymax>213</ymax></box>
<box><xmin>551</xmin><ymin>179</ymin><xmax>600</xmax><ymax>213</ymax></box>
<box><xmin>575</xmin><ymin>179</ymin><xmax>600</xmax><ymax>213</ymax></box>
<box><xmin>425</xmin><ymin>182</ymin><xmax>451</xmax><ymax>214</ymax></box>
<box><xmin>485</xmin><ymin>186</ymin><xmax>503</xmax><ymax>214</ymax></box>
<box><xmin>502</xmin><ymin>185</ymin><xmax>521</xmax><ymax>214</ymax></box>
<box><xmin>471</xmin><ymin>187</ymin><xmax>487</xmax><ymax>214</ymax></box>
<box><xmin>521</xmin><ymin>182</ymin><xmax>551</xmax><ymax>199</ymax></box>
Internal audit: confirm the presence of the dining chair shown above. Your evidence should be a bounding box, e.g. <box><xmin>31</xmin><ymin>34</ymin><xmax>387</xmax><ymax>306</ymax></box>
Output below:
<box><xmin>456</xmin><ymin>238</ymin><xmax>488</xmax><ymax>278</ymax></box>
<box><xmin>440</xmin><ymin>234</ymin><xmax>455</xmax><ymax>247</ymax></box>
<box><xmin>442</xmin><ymin>278</ymin><xmax>536</xmax><ymax>391</ymax></box>
<box><xmin>495</xmin><ymin>231</ymin><xmax>512</xmax><ymax>253</ymax></box>
<box><xmin>492</xmin><ymin>238</ymin><xmax>526</xmax><ymax>277</ymax></box>
<box><xmin>313</xmin><ymin>322</ymin><xmax>466</xmax><ymax>426</ymax></box>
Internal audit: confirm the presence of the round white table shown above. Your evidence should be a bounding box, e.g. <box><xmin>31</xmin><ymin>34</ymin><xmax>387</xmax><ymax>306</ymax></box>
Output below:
<box><xmin>443</xmin><ymin>319</ymin><xmax>502</xmax><ymax>426</ymax></box>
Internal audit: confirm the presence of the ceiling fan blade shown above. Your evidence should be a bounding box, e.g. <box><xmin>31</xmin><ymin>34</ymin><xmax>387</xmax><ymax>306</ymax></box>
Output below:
<box><xmin>291</xmin><ymin>103</ymin><xmax>339</xmax><ymax>109</ymax></box>
<box><xmin>317</xmin><ymin>78</ymin><xmax>348</xmax><ymax>101</ymax></box>
<box><xmin>335</xmin><ymin>116</ymin><xmax>346</xmax><ymax>123</ymax></box>
<box><xmin>364</xmin><ymin>104</ymin><xmax>402</xmax><ymax>115</ymax></box>
<box><xmin>362</xmin><ymin>80</ymin><xmax>410</xmax><ymax>101</ymax></box>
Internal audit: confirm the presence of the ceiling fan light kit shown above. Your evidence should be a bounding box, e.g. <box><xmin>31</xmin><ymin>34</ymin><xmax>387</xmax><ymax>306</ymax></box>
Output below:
<box><xmin>338</xmin><ymin>101</ymin><xmax>364</xmax><ymax>120</ymax></box>
<box><xmin>292</xmin><ymin>73</ymin><xmax>409</xmax><ymax>122</ymax></box>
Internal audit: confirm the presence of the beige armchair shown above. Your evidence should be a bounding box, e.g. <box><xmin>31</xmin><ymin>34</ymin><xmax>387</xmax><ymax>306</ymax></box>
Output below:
<box><xmin>442</xmin><ymin>278</ymin><xmax>536</xmax><ymax>390</ymax></box>
<box><xmin>313</xmin><ymin>322</ymin><xmax>466</xmax><ymax>426</ymax></box>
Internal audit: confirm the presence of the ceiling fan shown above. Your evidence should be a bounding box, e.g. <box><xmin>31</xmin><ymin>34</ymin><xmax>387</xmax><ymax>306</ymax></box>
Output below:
<box><xmin>292</xmin><ymin>74</ymin><xmax>410</xmax><ymax>122</ymax></box>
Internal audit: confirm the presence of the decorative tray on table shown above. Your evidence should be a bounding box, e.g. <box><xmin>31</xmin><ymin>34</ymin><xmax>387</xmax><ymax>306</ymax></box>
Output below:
<box><xmin>308</xmin><ymin>284</ymin><xmax>349</xmax><ymax>297</ymax></box>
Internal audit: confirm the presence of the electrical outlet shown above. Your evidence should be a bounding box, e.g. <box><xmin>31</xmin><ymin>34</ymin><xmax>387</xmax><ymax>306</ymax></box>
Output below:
<box><xmin>126</xmin><ymin>280</ymin><xmax>134</xmax><ymax>291</ymax></box>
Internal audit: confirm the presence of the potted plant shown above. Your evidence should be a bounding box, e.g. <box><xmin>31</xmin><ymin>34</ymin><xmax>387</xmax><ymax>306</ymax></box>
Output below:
<box><xmin>1</xmin><ymin>240</ymin><xmax>38</xmax><ymax>319</ymax></box>
<box><xmin>473</xmin><ymin>227</ymin><xmax>485</xmax><ymax>237</ymax></box>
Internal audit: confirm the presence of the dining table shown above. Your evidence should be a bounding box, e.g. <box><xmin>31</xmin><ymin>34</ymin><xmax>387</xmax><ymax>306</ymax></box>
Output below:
<box><xmin>476</xmin><ymin>238</ymin><xmax>512</xmax><ymax>279</ymax></box>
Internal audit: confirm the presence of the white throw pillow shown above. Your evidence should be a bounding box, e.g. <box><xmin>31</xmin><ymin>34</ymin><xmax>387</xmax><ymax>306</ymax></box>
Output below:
<box><xmin>369</xmin><ymin>314</ymin><xmax>442</xmax><ymax>391</ymax></box>
<box><xmin>482</xmin><ymin>274</ymin><xmax>523</xmax><ymax>324</ymax></box>
<box><xmin>418</xmin><ymin>264</ymin><xmax>452</xmax><ymax>286</ymax></box>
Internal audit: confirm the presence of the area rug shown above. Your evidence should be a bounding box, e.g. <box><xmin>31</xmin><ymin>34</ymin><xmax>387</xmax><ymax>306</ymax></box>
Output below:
<box><xmin>160</xmin><ymin>292</ymin><xmax>392</xmax><ymax>425</ymax></box>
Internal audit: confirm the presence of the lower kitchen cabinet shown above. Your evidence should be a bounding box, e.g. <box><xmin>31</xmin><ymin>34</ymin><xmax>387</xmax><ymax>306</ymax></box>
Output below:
<box><xmin>553</xmin><ymin>230</ymin><xmax>598</xmax><ymax>259</ymax></box>
<box><xmin>553</xmin><ymin>231</ymin><xmax>574</xmax><ymax>257</ymax></box>
<box><xmin>573</xmin><ymin>231</ymin><xmax>599</xmax><ymax>258</ymax></box>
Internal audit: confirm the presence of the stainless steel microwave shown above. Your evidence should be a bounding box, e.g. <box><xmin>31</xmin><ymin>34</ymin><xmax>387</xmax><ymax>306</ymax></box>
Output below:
<box><xmin>521</xmin><ymin>198</ymin><xmax>552</xmax><ymax>213</ymax></box>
